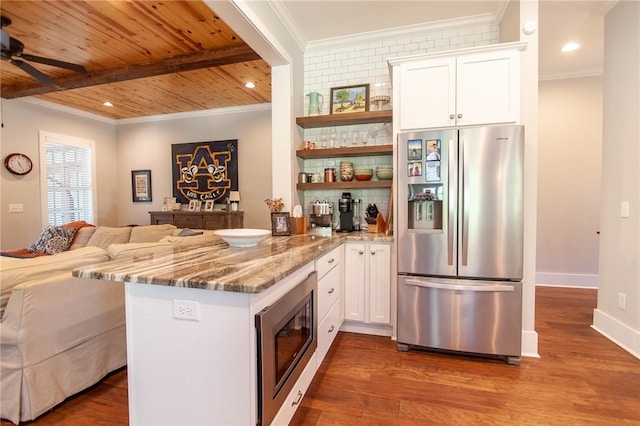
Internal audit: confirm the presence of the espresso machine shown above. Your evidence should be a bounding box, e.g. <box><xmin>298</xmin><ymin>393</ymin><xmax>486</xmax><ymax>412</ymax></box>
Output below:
<box><xmin>309</xmin><ymin>199</ymin><xmax>333</xmax><ymax>237</ymax></box>
<box><xmin>338</xmin><ymin>192</ymin><xmax>353</xmax><ymax>232</ymax></box>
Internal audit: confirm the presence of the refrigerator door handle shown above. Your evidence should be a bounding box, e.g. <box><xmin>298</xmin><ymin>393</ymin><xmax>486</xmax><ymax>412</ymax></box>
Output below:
<box><xmin>460</xmin><ymin>139</ymin><xmax>469</xmax><ymax>266</ymax></box>
<box><xmin>405</xmin><ymin>278</ymin><xmax>515</xmax><ymax>292</ymax></box>
<box><xmin>447</xmin><ymin>138</ymin><xmax>455</xmax><ymax>266</ymax></box>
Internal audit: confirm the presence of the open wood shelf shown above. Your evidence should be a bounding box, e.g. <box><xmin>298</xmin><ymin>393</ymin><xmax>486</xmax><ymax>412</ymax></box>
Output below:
<box><xmin>295</xmin><ymin>110</ymin><xmax>392</xmax><ymax>129</ymax></box>
<box><xmin>296</xmin><ymin>180</ymin><xmax>392</xmax><ymax>190</ymax></box>
<box><xmin>296</xmin><ymin>144</ymin><xmax>393</xmax><ymax>160</ymax></box>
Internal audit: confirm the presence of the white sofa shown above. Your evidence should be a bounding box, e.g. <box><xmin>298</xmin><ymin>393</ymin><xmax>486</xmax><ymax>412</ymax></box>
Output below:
<box><xmin>0</xmin><ymin>224</ymin><xmax>218</xmax><ymax>424</ymax></box>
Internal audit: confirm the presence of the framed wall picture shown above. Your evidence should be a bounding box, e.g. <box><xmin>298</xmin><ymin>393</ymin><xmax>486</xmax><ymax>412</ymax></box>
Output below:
<box><xmin>171</xmin><ymin>139</ymin><xmax>238</xmax><ymax>205</ymax></box>
<box><xmin>330</xmin><ymin>84</ymin><xmax>369</xmax><ymax>114</ymax></box>
<box><xmin>131</xmin><ymin>170</ymin><xmax>152</xmax><ymax>202</ymax></box>
<box><xmin>271</xmin><ymin>212</ymin><xmax>291</xmax><ymax>236</ymax></box>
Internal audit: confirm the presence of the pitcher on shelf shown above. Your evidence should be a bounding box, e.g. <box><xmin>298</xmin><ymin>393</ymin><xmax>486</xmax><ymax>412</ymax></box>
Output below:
<box><xmin>306</xmin><ymin>91</ymin><xmax>323</xmax><ymax>116</ymax></box>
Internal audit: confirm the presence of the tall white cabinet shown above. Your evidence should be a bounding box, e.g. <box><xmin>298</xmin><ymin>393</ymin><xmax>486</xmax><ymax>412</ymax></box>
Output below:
<box><xmin>390</xmin><ymin>42</ymin><xmax>525</xmax><ymax>131</ymax></box>
<box><xmin>342</xmin><ymin>241</ymin><xmax>392</xmax><ymax>336</ymax></box>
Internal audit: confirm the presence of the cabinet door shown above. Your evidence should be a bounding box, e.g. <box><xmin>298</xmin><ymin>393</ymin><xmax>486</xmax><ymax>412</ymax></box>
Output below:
<box><xmin>399</xmin><ymin>57</ymin><xmax>456</xmax><ymax>130</ymax></box>
<box><xmin>368</xmin><ymin>243</ymin><xmax>391</xmax><ymax>324</ymax></box>
<box><xmin>456</xmin><ymin>49</ymin><xmax>520</xmax><ymax>126</ymax></box>
<box><xmin>343</xmin><ymin>243</ymin><xmax>366</xmax><ymax>322</ymax></box>
<box><xmin>174</xmin><ymin>214</ymin><xmax>203</xmax><ymax>229</ymax></box>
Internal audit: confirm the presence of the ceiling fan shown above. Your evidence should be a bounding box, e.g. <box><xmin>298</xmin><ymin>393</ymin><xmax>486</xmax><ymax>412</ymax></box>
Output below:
<box><xmin>1</xmin><ymin>15</ymin><xmax>86</xmax><ymax>85</ymax></box>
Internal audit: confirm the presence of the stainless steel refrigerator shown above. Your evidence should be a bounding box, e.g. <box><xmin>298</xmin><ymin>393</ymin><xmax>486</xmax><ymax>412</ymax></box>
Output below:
<box><xmin>397</xmin><ymin>125</ymin><xmax>524</xmax><ymax>365</ymax></box>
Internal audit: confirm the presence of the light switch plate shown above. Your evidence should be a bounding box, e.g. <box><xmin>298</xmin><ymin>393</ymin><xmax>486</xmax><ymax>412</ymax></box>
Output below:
<box><xmin>621</xmin><ymin>201</ymin><xmax>630</xmax><ymax>218</ymax></box>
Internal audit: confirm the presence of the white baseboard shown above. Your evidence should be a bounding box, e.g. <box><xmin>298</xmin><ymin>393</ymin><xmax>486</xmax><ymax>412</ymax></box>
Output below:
<box><xmin>536</xmin><ymin>272</ymin><xmax>598</xmax><ymax>288</ymax></box>
<box><xmin>592</xmin><ymin>309</ymin><xmax>640</xmax><ymax>359</ymax></box>
<box><xmin>340</xmin><ymin>321</ymin><xmax>393</xmax><ymax>337</ymax></box>
<box><xmin>521</xmin><ymin>329</ymin><xmax>540</xmax><ymax>358</ymax></box>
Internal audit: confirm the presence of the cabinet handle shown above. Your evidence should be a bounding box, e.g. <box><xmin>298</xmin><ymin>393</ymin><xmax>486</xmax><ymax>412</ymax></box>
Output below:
<box><xmin>291</xmin><ymin>390</ymin><xmax>303</xmax><ymax>406</ymax></box>
<box><xmin>371</xmin><ymin>250</ymin><xmax>376</xmax><ymax>255</ymax></box>
<box><xmin>328</xmin><ymin>287</ymin><xmax>335</xmax><ymax>294</ymax></box>
<box><xmin>449</xmin><ymin>114</ymin><xmax>455</xmax><ymax>119</ymax></box>
<box><xmin>457</xmin><ymin>113</ymin><xmax>463</xmax><ymax>119</ymax></box>
<box><xmin>358</xmin><ymin>250</ymin><xmax>364</xmax><ymax>255</ymax></box>
<box><xmin>328</xmin><ymin>325</ymin><xmax>335</xmax><ymax>333</ymax></box>
<box><xmin>328</xmin><ymin>258</ymin><xmax>335</xmax><ymax>264</ymax></box>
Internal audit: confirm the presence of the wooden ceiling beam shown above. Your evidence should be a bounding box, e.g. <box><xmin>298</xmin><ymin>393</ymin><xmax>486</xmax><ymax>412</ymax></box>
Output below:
<box><xmin>1</xmin><ymin>45</ymin><xmax>261</xmax><ymax>99</ymax></box>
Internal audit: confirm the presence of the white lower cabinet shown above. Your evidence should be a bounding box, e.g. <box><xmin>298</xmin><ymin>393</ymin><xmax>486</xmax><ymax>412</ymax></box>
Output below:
<box><xmin>315</xmin><ymin>245</ymin><xmax>344</xmax><ymax>366</ymax></box>
<box><xmin>343</xmin><ymin>242</ymin><xmax>391</xmax><ymax>329</ymax></box>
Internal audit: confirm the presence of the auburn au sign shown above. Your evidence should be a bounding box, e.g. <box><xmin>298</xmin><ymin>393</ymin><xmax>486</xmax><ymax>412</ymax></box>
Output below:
<box><xmin>171</xmin><ymin>139</ymin><xmax>238</xmax><ymax>204</ymax></box>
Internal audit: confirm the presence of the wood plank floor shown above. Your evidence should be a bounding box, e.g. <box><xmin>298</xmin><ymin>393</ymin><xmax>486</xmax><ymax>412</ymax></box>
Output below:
<box><xmin>3</xmin><ymin>287</ymin><xmax>638</xmax><ymax>425</ymax></box>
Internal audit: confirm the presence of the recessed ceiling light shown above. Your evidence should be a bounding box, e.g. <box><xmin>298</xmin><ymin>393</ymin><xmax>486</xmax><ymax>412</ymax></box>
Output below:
<box><xmin>245</xmin><ymin>82</ymin><xmax>256</xmax><ymax>89</ymax></box>
<box><xmin>562</xmin><ymin>42</ymin><xmax>580</xmax><ymax>53</ymax></box>
<box><xmin>102</xmin><ymin>101</ymin><xmax>114</xmax><ymax>107</ymax></box>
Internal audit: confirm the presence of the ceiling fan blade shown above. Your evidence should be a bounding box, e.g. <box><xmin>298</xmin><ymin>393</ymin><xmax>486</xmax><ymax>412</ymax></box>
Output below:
<box><xmin>10</xmin><ymin>59</ymin><xmax>55</xmax><ymax>85</ymax></box>
<box><xmin>19</xmin><ymin>53</ymin><xmax>86</xmax><ymax>73</ymax></box>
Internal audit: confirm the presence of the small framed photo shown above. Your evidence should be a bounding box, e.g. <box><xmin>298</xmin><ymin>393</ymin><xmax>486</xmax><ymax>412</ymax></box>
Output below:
<box><xmin>408</xmin><ymin>139</ymin><xmax>422</xmax><ymax>161</ymax></box>
<box><xmin>271</xmin><ymin>212</ymin><xmax>291</xmax><ymax>236</ymax></box>
<box><xmin>330</xmin><ymin>84</ymin><xmax>369</xmax><ymax>114</ymax></box>
<box><xmin>426</xmin><ymin>139</ymin><xmax>441</xmax><ymax>161</ymax></box>
<box><xmin>408</xmin><ymin>162</ymin><xmax>422</xmax><ymax>177</ymax></box>
<box><xmin>426</xmin><ymin>161</ymin><xmax>441</xmax><ymax>182</ymax></box>
<box><xmin>131</xmin><ymin>170</ymin><xmax>152</xmax><ymax>202</ymax></box>
<box><xmin>203</xmin><ymin>200</ymin><xmax>214</xmax><ymax>212</ymax></box>
<box><xmin>188</xmin><ymin>200</ymin><xmax>202</xmax><ymax>212</ymax></box>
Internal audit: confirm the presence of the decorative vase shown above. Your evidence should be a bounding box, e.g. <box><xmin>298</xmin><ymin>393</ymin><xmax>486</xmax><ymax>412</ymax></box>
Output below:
<box><xmin>306</xmin><ymin>92</ymin><xmax>323</xmax><ymax>116</ymax></box>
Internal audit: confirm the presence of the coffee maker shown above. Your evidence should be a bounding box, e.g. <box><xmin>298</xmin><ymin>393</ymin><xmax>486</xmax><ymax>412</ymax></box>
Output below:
<box><xmin>338</xmin><ymin>192</ymin><xmax>353</xmax><ymax>232</ymax></box>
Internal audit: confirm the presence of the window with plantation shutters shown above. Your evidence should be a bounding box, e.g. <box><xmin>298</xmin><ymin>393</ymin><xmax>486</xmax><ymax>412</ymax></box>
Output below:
<box><xmin>39</xmin><ymin>131</ymin><xmax>97</xmax><ymax>227</ymax></box>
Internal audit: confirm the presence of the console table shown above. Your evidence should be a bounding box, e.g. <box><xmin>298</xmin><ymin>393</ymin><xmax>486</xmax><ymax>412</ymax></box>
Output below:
<box><xmin>149</xmin><ymin>210</ymin><xmax>244</xmax><ymax>230</ymax></box>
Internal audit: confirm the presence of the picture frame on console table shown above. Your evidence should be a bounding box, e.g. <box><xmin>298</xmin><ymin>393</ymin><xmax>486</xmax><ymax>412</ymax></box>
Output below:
<box><xmin>131</xmin><ymin>170</ymin><xmax>152</xmax><ymax>202</ymax></box>
<box><xmin>271</xmin><ymin>212</ymin><xmax>291</xmax><ymax>236</ymax></box>
<box><xmin>330</xmin><ymin>84</ymin><xmax>369</xmax><ymax>114</ymax></box>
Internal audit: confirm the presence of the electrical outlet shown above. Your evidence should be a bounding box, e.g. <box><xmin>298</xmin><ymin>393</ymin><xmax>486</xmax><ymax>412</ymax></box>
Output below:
<box><xmin>172</xmin><ymin>299</ymin><xmax>199</xmax><ymax>321</ymax></box>
<box><xmin>618</xmin><ymin>293</ymin><xmax>627</xmax><ymax>311</ymax></box>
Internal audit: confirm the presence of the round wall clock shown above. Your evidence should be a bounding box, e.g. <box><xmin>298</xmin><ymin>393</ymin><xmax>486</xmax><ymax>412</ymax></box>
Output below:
<box><xmin>4</xmin><ymin>153</ymin><xmax>33</xmax><ymax>175</ymax></box>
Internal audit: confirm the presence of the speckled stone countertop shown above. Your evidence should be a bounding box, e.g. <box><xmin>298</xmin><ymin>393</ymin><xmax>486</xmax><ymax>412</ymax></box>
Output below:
<box><xmin>73</xmin><ymin>231</ymin><xmax>393</xmax><ymax>294</ymax></box>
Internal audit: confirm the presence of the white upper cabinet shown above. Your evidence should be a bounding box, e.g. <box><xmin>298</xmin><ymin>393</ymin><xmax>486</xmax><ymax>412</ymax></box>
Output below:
<box><xmin>390</xmin><ymin>43</ymin><xmax>525</xmax><ymax>131</ymax></box>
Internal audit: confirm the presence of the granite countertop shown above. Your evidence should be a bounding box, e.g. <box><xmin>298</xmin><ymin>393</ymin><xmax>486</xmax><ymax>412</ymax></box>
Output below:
<box><xmin>73</xmin><ymin>231</ymin><xmax>393</xmax><ymax>294</ymax></box>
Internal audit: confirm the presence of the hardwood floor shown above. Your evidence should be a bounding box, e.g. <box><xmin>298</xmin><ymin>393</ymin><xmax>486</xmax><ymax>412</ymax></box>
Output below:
<box><xmin>3</xmin><ymin>287</ymin><xmax>638</xmax><ymax>425</ymax></box>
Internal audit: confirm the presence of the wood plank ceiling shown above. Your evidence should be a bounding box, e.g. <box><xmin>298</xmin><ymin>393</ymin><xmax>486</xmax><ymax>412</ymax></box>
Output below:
<box><xmin>0</xmin><ymin>1</ymin><xmax>271</xmax><ymax>120</ymax></box>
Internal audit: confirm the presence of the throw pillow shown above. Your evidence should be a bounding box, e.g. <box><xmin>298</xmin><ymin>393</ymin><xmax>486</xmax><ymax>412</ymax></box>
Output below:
<box><xmin>178</xmin><ymin>228</ymin><xmax>204</xmax><ymax>237</ymax></box>
<box><xmin>27</xmin><ymin>226</ymin><xmax>77</xmax><ymax>255</ymax></box>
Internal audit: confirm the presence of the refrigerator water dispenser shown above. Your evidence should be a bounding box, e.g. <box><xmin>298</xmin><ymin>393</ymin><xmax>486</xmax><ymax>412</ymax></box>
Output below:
<box><xmin>408</xmin><ymin>200</ymin><xmax>442</xmax><ymax>230</ymax></box>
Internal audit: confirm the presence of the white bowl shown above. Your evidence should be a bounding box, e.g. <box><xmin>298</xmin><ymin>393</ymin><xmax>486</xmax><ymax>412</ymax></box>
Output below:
<box><xmin>214</xmin><ymin>229</ymin><xmax>271</xmax><ymax>247</ymax></box>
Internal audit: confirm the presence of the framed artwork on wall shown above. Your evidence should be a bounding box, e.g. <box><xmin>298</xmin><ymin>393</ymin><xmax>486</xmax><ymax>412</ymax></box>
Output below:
<box><xmin>171</xmin><ymin>139</ymin><xmax>238</xmax><ymax>205</ymax></box>
<box><xmin>131</xmin><ymin>170</ymin><xmax>152</xmax><ymax>202</ymax></box>
<box><xmin>330</xmin><ymin>84</ymin><xmax>369</xmax><ymax>114</ymax></box>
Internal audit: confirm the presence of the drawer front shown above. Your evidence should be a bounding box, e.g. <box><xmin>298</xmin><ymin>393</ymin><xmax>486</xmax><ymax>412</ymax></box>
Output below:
<box><xmin>174</xmin><ymin>215</ymin><xmax>203</xmax><ymax>229</ymax></box>
<box><xmin>270</xmin><ymin>351</ymin><xmax>317</xmax><ymax>426</ymax></box>
<box><xmin>318</xmin><ymin>265</ymin><xmax>340</xmax><ymax>321</ymax></box>
<box><xmin>203</xmin><ymin>215</ymin><xmax>226</xmax><ymax>229</ymax></box>
<box><xmin>317</xmin><ymin>301</ymin><xmax>342</xmax><ymax>366</ymax></box>
<box><xmin>150</xmin><ymin>213</ymin><xmax>174</xmax><ymax>225</ymax></box>
<box><xmin>316</xmin><ymin>245</ymin><xmax>342</xmax><ymax>280</ymax></box>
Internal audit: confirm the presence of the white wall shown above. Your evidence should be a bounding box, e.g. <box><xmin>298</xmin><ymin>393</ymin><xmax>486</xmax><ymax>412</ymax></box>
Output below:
<box><xmin>537</xmin><ymin>77</ymin><xmax>603</xmax><ymax>288</ymax></box>
<box><xmin>115</xmin><ymin>107</ymin><xmax>272</xmax><ymax>229</ymax></box>
<box><xmin>593</xmin><ymin>0</ymin><xmax>640</xmax><ymax>358</ymax></box>
<box><xmin>0</xmin><ymin>100</ymin><xmax>117</xmax><ymax>249</ymax></box>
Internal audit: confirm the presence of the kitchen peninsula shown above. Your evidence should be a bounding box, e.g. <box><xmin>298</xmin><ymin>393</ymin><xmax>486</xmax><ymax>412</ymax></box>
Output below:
<box><xmin>73</xmin><ymin>232</ymin><xmax>392</xmax><ymax>425</ymax></box>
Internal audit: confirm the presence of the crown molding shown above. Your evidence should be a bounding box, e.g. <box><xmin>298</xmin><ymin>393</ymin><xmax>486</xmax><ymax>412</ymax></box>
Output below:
<box><xmin>267</xmin><ymin>0</ymin><xmax>307</xmax><ymax>53</ymax></box>
<box><xmin>115</xmin><ymin>103</ymin><xmax>272</xmax><ymax>125</ymax></box>
<box><xmin>538</xmin><ymin>67</ymin><xmax>604</xmax><ymax>81</ymax></box>
<box><xmin>17</xmin><ymin>97</ymin><xmax>272</xmax><ymax>126</ymax></box>
<box><xmin>305</xmin><ymin>13</ymin><xmax>497</xmax><ymax>52</ymax></box>
<box><xmin>20</xmin><ymin>98</ymin><xmax>116</xmax><ymax>124</ymax></box>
